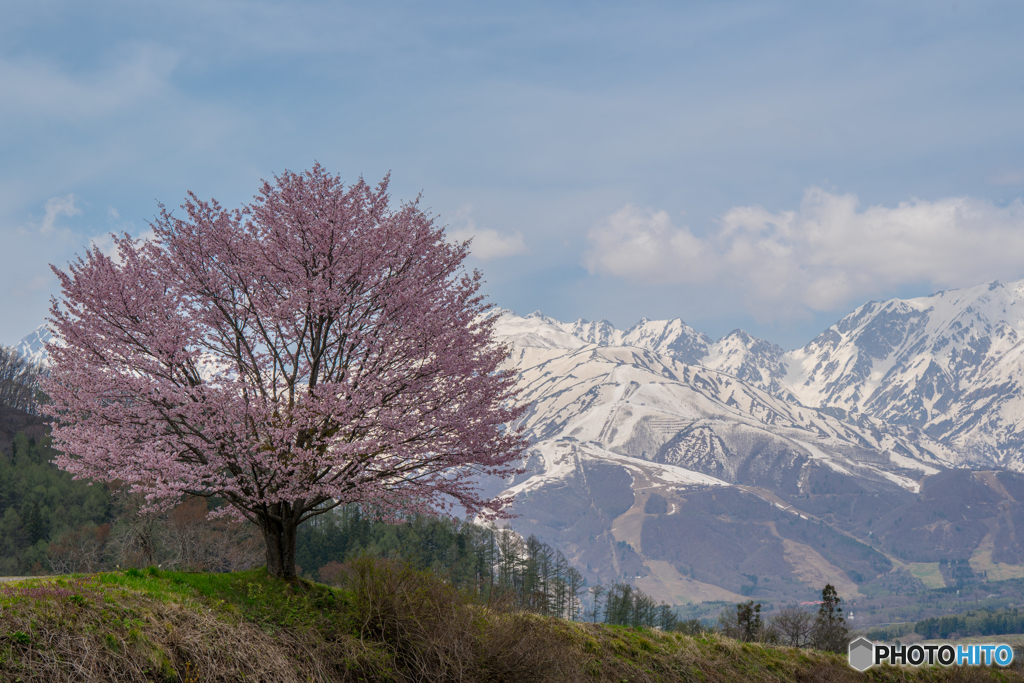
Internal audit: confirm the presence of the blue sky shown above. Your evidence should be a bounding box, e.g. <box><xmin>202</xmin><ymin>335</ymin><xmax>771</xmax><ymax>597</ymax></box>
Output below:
<box><xmin>2</xmin><ymin>0</ymin><xmax>1023</xmax><ymax>348</ymax></box>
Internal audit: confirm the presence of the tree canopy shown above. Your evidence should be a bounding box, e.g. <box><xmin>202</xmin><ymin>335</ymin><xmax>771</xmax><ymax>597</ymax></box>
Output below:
<box><xmin>43</xmin><ymin>165</ymin><xmax>527</xmax><ymax>578</ymax></box>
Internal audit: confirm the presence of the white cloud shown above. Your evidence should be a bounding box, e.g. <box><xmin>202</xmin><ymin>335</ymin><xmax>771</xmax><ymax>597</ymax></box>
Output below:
<box><xmin>40</xmin><ymin>194</ymin><xmax>81</xmax><ymax>235</ymax></box>
<box><xmin>582</xmin><ymin>205</ymin><xmax>715</xmax><ymax>284</ymax></box>
<box><xmin>585</xmin><ymin>189</ymin><xmax>1024</xmax><ymax>321</ymax></box>
<box><xmin>446</xmin><ymin>206</ymin><xmax>528</xmax><ymax>260</ymax></box>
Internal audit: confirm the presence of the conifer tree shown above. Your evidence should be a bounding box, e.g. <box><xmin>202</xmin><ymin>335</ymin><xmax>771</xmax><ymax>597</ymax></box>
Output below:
<box><xmin>811</xmin><ymin>584</ymin><xmax>849</xmax><ymax>652</ymax></box>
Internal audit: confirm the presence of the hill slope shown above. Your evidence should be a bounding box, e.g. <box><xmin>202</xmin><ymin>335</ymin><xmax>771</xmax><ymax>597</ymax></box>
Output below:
<box><xmin>1</xmin><ymin>565</ymin><xmax>1019</xmax><ymax>682</ymax></box>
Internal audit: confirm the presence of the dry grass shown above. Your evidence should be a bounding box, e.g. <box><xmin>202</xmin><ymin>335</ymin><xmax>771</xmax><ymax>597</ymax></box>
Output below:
<box><xmin>0</xmin><ymin>573</ymin><xmax>389</xmax><ymax>682</ymax></box>
<box><xmin>560</xmin><ymin>621</ymin><xmax>1024</xmax><ymax>683</ymax></box>
<box><xmin>2</xmin><ymin>563</ymin><xmax>1023</xmax><ymax>682</ymax></box>
<box><xmin>330</xmin><ymin>556</ymin><xmax>580</xmax><ymax>682</ymax></box>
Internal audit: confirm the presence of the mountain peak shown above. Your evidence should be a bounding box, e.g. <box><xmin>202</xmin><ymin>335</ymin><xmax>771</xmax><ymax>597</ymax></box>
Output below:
<box><xmin>719</xmin><ymin>328</ymin><xmax>751</xmax><ymax>342</ymax></box>
<box><xmin>15</xmin><ymin>324</ymin><xmax>51</xmax><ymax>366</ymax></box>
<box><xmin>785</xmin><ymin>277</ymin><xmax>1024</xmax><ymax>466</ymax></box>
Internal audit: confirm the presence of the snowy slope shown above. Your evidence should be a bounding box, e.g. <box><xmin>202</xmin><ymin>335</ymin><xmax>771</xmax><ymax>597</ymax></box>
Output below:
<box><xmin>784</xmin><ymin>280</ymin><xmax>1024</xmax><ymax>467</ymax></box>
<box><xmin>705</xmin><ymin>329</ymin><xmax>793</xmax><ymax>401</ymax></box>
<box><xmin>566</xmin><ymin>317</ymin><xmax>712</xmax><ymax>365</ymax></box>
<box><xmin>495</xmin><ymin>311</ymin><xmax>952</xmax><ymax>493</ymax></box>
<box><xmin>497</xmin><ymin>278</ymin><xmax>1024</xmax><ymax>469</ymax></box>
<box><xmin>15</xmin><ymin>324</ymin><xmax>51</xmax><ymax>366</ymax></box>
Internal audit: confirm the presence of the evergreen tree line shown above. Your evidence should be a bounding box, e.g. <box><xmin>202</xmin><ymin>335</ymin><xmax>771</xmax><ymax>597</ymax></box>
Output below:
<box><xmin>297</xmin><ymin>505</ymin><xmax>589</xmax><ymax>620</ymax></box>
<box><xmin>298</xmin><ymin>506</ymin><xmax>697</xmax><ymax>629</ymax></box>
<box><xmin>915</xmin><ymin>607</ymin><xmax>1024</xmax><ymax>640</ymax></box>
<box><xmin>587</xmin><ymin>581</ymin><xmax>680</xmax><ymax>630</ymax></box>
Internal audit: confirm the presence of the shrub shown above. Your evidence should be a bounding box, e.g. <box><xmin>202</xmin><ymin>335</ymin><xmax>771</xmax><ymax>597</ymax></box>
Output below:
<box><xmin>328</xmin><ymin>556</ymin><xmax>580</xmax><ymax>682</ymax></box>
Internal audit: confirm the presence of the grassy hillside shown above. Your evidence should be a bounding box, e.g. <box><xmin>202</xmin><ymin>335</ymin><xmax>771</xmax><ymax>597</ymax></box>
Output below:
<box><xmin>2</xmin><ymin>560</ymin><xmax>1022</xmax><ymax>682</ymax></box>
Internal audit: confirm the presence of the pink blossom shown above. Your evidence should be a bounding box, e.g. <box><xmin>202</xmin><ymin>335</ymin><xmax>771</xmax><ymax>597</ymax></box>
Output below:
<box><xmin>43</xmin><ymin>165</ymin><xmax>527</xmax><ymax>579</ymax></box>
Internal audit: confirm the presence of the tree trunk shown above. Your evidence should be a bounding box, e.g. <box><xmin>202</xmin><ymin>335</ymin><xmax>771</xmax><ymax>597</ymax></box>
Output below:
<box><xmin>257</xmin><ymin>508</ymin><xmax>299</xmax><ymax>580</ymax></box>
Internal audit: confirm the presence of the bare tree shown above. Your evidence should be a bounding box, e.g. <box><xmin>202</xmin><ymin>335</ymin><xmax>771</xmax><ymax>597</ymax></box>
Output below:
<box><xmin>589</xmin><ymin>584</ymin><xmax>605</xmax><ymax>623</ymax></box>
<box><xmin>110</xmin><ymin>493</ymin><xmax>163</xmax><ymax>568</ymax></box>
<box><xmin>47</xmin><ymin>523</ymin><xmax>111</xmax><ymax>574</ymax></box>
<box><xmin>771</xmin><ymin>605</ymin><xmax>814</xmax><ymax>648</ymax></box>
<box><xmin>0</xmin><ymin>346</ymin><xmax>44</xmax><ymax>413</ymax></box>
<box><xmin>565</xmin><ymin>566</ymin><xmax>586</xmax><ymax>620</ymax></box>
<box><xmin>160</xmin><ymin>497</ymin><xmax>263</xmax><ymax>572</ymax></box>
<box><xmin>720</xmin><ymin>600</ymin><xmax>778</xmax><ymax>643</ymax></box>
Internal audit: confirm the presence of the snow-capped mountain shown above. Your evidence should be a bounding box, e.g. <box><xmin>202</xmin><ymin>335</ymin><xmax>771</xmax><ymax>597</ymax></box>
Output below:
<box><xmin>497</xmin><ymin>278</ymin><xmax>1024</xmax><ymax>469</ymax></box>
<box><xmin>491</xmin><ymin>310</ymin><xmax>950</xmax><ymax>603</ymax></box>
<box><xmin>785</xmin><ymin>280</ymin><xmax>1024</xmax><ymax>468</ymax></box>
<box><xmin>516</xmin><ymin>312</ymin><xmax>793</xmax><ymax>401</ymax></box>
<box><xmin>566</xmin><ymin>316</ymin><xmax>712</xmax><ymax>365</ymax></box>
<box><xmin>489</xmin><ymin>287</ymin><xmax>1024</xmax><ymax>602</ymax></box>
<box><xmin>15</xmin><ymin>324</ymin><xmax>51</xmax><ymax>367</ymax></box>
<box><xmin>495</xmin><ymin>313</ymin><xmax>951</xmax><ymax>490</ymax></box>
<box><xmin>705</xmin><ymin>329</ymin><xmax>793</xmax><ymax>401</ymax></box>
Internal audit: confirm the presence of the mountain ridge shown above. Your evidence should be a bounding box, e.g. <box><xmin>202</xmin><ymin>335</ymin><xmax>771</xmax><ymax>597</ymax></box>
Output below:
<box><xmin>487</xmin><ymin>278</ymin><xmax>1024</xmax><ymax>468</ymax></box>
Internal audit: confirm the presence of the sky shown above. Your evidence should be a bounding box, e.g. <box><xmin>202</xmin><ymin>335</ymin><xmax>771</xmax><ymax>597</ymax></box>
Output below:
<box><xmin>2</xmin><ymin>0</ymin><xmax>1023</xmax><ymax>349</ymax></box>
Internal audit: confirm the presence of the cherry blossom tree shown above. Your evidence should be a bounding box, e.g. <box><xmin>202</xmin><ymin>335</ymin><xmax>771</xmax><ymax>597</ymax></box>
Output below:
<box><xmin>42</xmin><ymin>165</ymin><xmax>526</xmax><ymax>579</ymax></box>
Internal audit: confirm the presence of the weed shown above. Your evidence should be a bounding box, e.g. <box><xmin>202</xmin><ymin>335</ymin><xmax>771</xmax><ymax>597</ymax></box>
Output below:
<box><xmin>182</xmin><ymin>660</ymin><xmax>199</xmax><ymax>683</ymax></box>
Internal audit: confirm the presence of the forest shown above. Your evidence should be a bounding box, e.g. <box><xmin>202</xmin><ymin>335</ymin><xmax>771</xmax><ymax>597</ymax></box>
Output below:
<box><xmin>915</xmin><ymin>608</ymin><xmax>1024</xmax><ymax>640</ymax></box>
<box><xmin>0</xmin><ymin>407</ymin><xmax>111</xmax><ymax>575</ymax></box>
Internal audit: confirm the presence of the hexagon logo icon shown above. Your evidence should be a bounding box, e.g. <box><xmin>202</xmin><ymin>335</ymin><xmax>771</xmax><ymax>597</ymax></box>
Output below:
<box><xmin>848</xmin><ymin>637</ymin><xmax>874</xmax><ymax>671</ymax></box>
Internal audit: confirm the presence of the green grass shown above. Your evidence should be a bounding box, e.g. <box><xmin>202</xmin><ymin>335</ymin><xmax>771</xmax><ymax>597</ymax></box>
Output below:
<box><xmin>96</xmin><ymin>566</ymin><xmax>354</xmax><ymax>630</ymax></box>
<box><xmin>2</xmin><ymin>561</ymin><xmax>1024</xmax><ymax>682</ymax></box>
<box><xmin>907</xmin><ymin>562</ymin><xmax>947</xmax><ymax>589</ymax></box>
